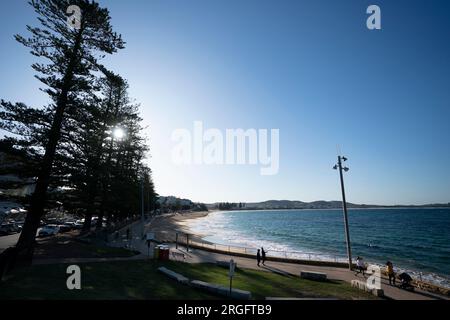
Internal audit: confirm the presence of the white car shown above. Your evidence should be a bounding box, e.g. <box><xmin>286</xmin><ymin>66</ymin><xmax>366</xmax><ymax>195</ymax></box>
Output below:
<box><xmin>38</xmin><ymin>225</ymin><xmax>60</xmax><ymax>237</ymax></box>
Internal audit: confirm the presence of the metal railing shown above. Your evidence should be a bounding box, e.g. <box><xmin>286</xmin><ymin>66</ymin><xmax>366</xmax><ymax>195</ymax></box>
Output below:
<box><xmin>172</xmin><ymin>233</ymin><xmax>347</xmax><ymax>263</ymax></box>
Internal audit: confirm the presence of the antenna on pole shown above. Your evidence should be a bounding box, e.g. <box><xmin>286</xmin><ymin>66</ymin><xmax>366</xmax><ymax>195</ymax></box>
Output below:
<box><xmin>336</xmin><ymin>144</ymin><xmax>341</xmax><ymax>156</ymax></box>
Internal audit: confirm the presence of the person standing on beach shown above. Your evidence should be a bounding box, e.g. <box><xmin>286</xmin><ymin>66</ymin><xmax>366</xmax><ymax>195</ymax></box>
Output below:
<box><xmin>261</xmin><ymin>247</ymin><xmax>267</xmax><ymax>265</ymax></box>
<box><xmin>386</xmin><ymin>261</ymin><xmax>396</xmax><ymax>285</ymax></box>
<box><xmin>256</xmin><ymin>249</ymin><xmax>261</xmax><ymax>267</ymax></box>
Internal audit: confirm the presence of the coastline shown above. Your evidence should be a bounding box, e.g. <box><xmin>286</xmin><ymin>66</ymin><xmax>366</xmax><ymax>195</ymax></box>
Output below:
<box><xmin>147</xmin><ymin>210</ymin><xmax>212</xmax><ymax>244</ymax></box>
<box><xmin>157</xmin><ymin>209</ymin><xmax>450</xmax><ymax>293</ymax></box>
<box><xmin>204</xmin><ymin>207</ymin><xmax>450</xmax><ymax>212</ymax></box>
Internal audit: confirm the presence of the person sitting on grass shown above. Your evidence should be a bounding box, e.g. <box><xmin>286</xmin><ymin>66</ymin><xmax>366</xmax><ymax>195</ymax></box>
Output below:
<box><xmin>355</xmin><ymin>256</ymin><xmax>366</xmax><ymax>277</ymax></box>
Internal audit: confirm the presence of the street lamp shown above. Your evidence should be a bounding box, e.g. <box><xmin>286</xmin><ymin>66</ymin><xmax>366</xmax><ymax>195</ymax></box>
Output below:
<box><xmin>333</xmin><ymin>155</ymin><xmax>352</xmax><ymax>270</ymax></box>
<box><xmin>140</xmin><ymin>173</ymin><xmax>145</xmax><ymax>239</ymax></box>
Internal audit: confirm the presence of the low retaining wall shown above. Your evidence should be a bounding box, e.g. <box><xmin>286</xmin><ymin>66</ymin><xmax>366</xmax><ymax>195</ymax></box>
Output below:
<box><xmin>158</xmin><ymin>267</ymin><xmax>189</xmax><ymax>284</ymax></box>
<box><xmin>380</xmin><ymin>270</ymin><xmax>449</xmax><ymax>297</ymax></box>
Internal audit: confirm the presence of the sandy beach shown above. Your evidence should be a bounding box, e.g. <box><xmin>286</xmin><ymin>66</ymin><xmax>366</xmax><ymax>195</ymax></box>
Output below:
<box><xmin>146</xmin><ymin>211</ymin><xmax>211</xmax><ymax>244</ymax></box>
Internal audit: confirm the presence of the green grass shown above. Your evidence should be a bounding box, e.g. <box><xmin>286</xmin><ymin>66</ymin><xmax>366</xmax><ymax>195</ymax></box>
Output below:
<box><xmin>0</xmin><ymin>260</ymin><xmax>377</xmax><ymax>300</ymax></box>
<box><xmin>87</xmin><ymin>245</ymin><xmax>140</xmax><ymax>257</ymax></box>
<box><xmin>165</xmin><ymin>261</ymin><xmax>377</xmax><ymax>300</ymax></box>
<box><xmin>33</xmin><ymin>237</ymin><xmax>140</xmax><ymax>259</ymax></box>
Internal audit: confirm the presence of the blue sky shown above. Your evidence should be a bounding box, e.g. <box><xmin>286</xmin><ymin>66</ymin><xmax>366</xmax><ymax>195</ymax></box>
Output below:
<box><xmin>1</xmin><ymin>0</ymin><xmax>449</xmax><ymax>205</ymax></box>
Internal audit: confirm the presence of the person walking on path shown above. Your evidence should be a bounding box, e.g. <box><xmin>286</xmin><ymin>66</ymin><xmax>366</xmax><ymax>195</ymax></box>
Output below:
<box><xmin>261</xmin><ymin>247</ymin><xmax>267</xmax><ymax>265</ymax></box>
<box><xmin>256</xmin><ymin>249</ymin><xmax>261</xmax><ymax>267</ymax></box>
<box><xmin>386</xmin><ymin>261</ymin><xmax>396</xmax><ymax>285</ymax></box>
<box><xmin>355</xmin><ymin>256</ymin><xmax>366</xmax><ymax>277</ymax></box>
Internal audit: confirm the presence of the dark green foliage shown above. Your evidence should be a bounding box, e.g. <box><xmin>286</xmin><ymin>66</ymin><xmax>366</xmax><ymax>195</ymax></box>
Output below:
<box><xmin>0</xmin><ymin>0</ymin><xmax>156</xmax><ymax>250</ymax></box>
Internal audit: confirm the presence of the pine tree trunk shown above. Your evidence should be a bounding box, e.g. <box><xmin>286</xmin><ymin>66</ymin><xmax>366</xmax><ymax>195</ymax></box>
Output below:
<box><xmin>82</xmin><ymin>212</ymin><xmax>93</xmax><ymax>233</ymax></box>
<box><xmin>16</xmin><ymin>28</ymin><xmax>84</xmax><ymax>258</ymax></box>
<box><xmin>95</xmin><ymin>213</ymin><xmax>104</xmax><ymax>230</ymax></box>
<box><xmin>82</xmin><ymin>169</ymin><xmax>98</xmax><ymax>234</ymax></box>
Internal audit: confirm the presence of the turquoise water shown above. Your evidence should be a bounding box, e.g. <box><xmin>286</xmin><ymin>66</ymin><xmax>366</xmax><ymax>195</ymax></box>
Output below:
<box><xmin>186</xmin><ymin>208</ymin><xmax>450</xmax><ymax>288</ymax></box>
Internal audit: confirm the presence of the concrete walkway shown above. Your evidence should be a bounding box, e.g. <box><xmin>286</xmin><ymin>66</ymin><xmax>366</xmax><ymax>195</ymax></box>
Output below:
<box><xmin>170</xmin><ymin>244</ymin><xmax>446</xmax><ymax>301</ymax></box>
<box><xmin>106</xmin><ymin>217</ymin><xmax>155</xmax><ymax>256</ymax></box>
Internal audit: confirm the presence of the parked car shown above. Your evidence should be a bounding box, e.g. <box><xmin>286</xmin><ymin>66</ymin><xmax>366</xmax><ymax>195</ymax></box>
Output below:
<box><xmin>63</xmin><ymin>222</ymin><xmax>76</xmax><ymax>229</ymax></box>
<box><xmin>73</xmin><ymin>222</ymin><xmax>84</xmax><ymax>229</ymax></box>
<box><xmin>58</xmin><ymin>224</ymin><xmax>72</xmax><ymax>233</ymax></box>
<box><xmin>0</xmin><ymin>223</ymin><xmax>20</xmax><ymax>235</ymax></box>
<box><xmin>14</xmin><ymin>222</ymin><xmax>23</xmax><ymax>232</ymax></box>
<box><xmin>38</xmin><ymin>225</ymin><xmax>60</xmax><ymax>237</ymax></box>
<box><xmin>44</xmin><ymin>218</ymin><xmax>59</xmax><ymax>225</ymax></box>
<box><xmin>0</xmin><ymin>224</ymin><xmax>12</xmax><ymax>236</ymax></box>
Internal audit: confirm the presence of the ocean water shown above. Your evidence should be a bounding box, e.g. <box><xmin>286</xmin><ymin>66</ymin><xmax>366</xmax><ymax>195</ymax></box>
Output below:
<box><xmin>186</xmin><ymin>208</ymin><xmax>450</xmax><ymax>288</ymax></box>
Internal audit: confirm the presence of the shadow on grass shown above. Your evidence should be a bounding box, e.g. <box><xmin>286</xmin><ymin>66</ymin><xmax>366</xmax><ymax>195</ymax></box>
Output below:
<box><xmin>0</xmin><ymin>260</ymin><xmax>378</xmax><ymax>300</ymax></box>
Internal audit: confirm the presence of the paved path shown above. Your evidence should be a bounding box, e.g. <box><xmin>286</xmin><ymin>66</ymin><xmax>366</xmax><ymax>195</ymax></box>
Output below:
<box><xmin>0</xmin><ymin>233</ymin><xmax>19</xmax><ymax>253</ymax></box>
<box><xmin>170</xmin><ymin>244</ymin><xmax>446</xmax><ymax>300</ymax></box>
<box><xmin>106</xmin><ymin>217</ymin><xmax>154</xmax><ymax>257</ymax></box>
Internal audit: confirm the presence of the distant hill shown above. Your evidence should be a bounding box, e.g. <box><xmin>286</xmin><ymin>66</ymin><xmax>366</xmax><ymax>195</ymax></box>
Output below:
<box><xmin>206</xmin><ymin>200</ymin><xmax>450</xmax><ymax>210</ymax></box>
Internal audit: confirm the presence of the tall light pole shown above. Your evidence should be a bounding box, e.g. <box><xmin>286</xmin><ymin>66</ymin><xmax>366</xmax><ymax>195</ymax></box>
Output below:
<box><xmin>333</xmin><ymin>155</ymin><xmax>352</xmax><ymax>270</ymax></box>
<box><xmin>141</xmin><ymin>174</ymin><xmax>145</xmax><ymax>238</ymax></box>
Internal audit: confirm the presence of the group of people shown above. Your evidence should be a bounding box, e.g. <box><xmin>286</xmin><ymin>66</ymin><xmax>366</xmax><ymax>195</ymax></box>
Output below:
<box><xmin>355</xmin><ymin>257</ymin><xmax>396</xmax><ymax>284</ymax></box>
<box><xmin>256</xmin><ymin>247</ymin><xmax>267</xmax><ymax>266</ymax></box>
<box><xmin>354</xmin><ymin>256</ymin><xmax>413</xmax><ymax>289</ymax></box>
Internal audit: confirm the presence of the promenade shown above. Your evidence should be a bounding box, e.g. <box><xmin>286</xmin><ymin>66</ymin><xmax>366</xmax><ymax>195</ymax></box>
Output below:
<box><xmin>170</xmin><ymin>244</ymin><xmax>446</xmax><ymax>301</ymax></box>
<box><xmin>27</xmin><ymin>217</ymin><xmax>447</xmax><ymax>300</ymax></box>
<box><xmin>105</xmin><ymin>215</ymin><xmax>447</xmax><ymax>300</ymax></box>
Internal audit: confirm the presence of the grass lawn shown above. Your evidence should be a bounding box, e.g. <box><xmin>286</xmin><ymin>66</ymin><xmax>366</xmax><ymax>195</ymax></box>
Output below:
<box><xmin>0</xmin><ymin>259</ymin><xmax>377</xmax><ymax>300</ymax></box>
<box><xmin>33</xmin><ymin>235</ymin><xmax>140</xmax><ymax>259</ymax></box>
<box><xmin>83</xmin><ymin>244</ymin><xmax>140</xmax><ymax>258</ymax></box>
<box><xmin>165</xmin><ymin>261</ymin><xmax>377</xmax><ymax>300</ymax></box>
